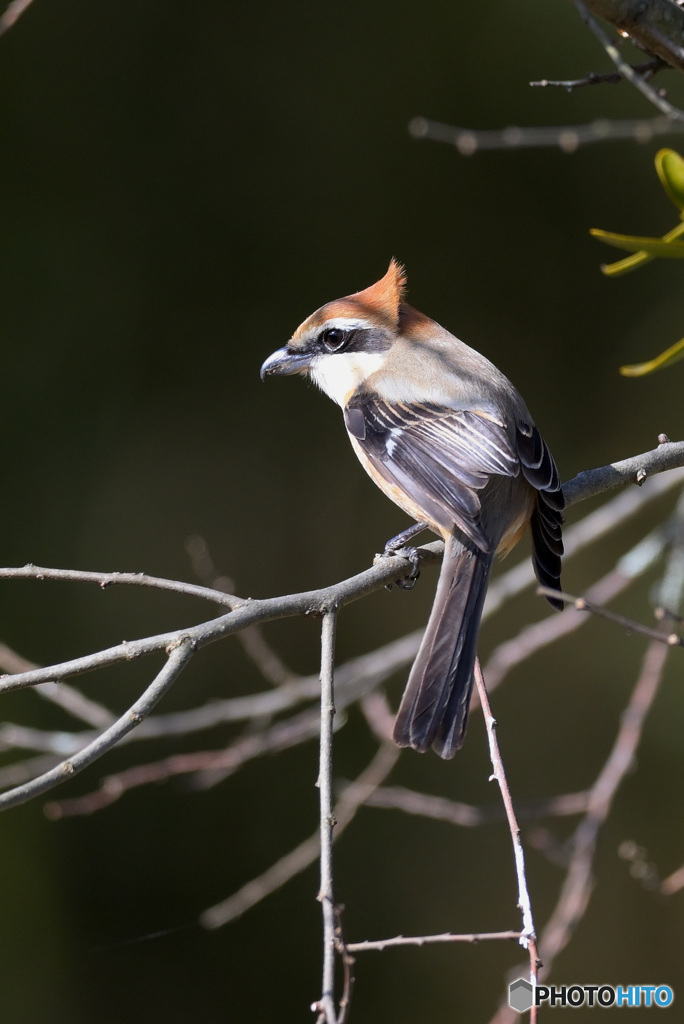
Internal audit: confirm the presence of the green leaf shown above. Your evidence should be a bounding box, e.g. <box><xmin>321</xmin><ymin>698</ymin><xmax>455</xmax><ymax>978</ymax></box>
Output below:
<box><xmin>589</xmin><ymin>228</ymin><xmax>684</xmax><ymax>257</ymax></box>
<box><xmin>620</xmin><ymin>336</ymin><xmax>684</xmax><ymax>377</ymax></box>
<box><xmin>655</xmin><ymin>149</ymin><xmax>684</xmax><ymax>213</ymax></box>
<box><xmin>590</xmin><ymin>220</ymin><xmax>684</xmax><ymax>276</ymax></box>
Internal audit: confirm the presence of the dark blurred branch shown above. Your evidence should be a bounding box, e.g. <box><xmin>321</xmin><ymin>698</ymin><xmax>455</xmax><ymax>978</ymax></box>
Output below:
<box><xmin>0</xmin><ymin>0</ymin><xmax>34</xmax><ymax>36</ymax></box>
<box><xmin>661</xmin><ymin>862</ymin><xmax>684</xmax><ymax>895</ymax></box>
<box><xmin>363</xmin><ymin>784</ymin><xmax>590</xmax><ymax>826</ymax></box>
<box><xmin>199</xmin><ymin>743</ymin><xmax>399</xmax><ymax>929</ymax></box>
<box><xmin>409</xmin><ymin>115</ymin><xmax>682</xmax><ymax>155</ymax></box>
<box><xmin>539</xmin><ymin>635</ymin><xmax>671</xmax><ymax>969</ymax></box>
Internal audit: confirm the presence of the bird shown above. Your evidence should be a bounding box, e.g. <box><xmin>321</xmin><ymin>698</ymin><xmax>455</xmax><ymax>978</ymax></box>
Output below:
<box><xmin>260</xmin><ymin>260</ymin><xmax>564</xmax><ymax>758</ymax></box>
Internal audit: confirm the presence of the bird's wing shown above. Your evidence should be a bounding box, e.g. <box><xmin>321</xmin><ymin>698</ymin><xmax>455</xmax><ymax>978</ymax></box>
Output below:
<box><xmin>344</xmin><ymin>398</ymin><xmax>519</xmax><ymax>551</ymax></box>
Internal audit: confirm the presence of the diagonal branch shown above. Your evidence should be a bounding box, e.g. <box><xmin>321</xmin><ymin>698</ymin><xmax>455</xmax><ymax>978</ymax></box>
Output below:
<box><xmin>580</xmin><ymin>0</ymin><xmax>684</xmax><ymax>73</ymax></box>
<box><xmin>574</xmin><ymin>0</ymin><xmax>684</xmax><ymax>120</ymax></box>
<box><xmin>0</xmin><ymin>639</ymin><xmax>195</xmax><ymax>811</ymax></box>
<box><xmin>0</xmin><ymin>0</ymin><xmax>34</xmax><ymax>36</ymax></box>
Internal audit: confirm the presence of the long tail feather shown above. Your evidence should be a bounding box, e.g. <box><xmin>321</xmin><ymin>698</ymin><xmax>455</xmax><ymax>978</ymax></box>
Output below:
<box><xmin>393</xmin><ymin>534</ymin><xmax>492</xmax><ymax>759</ymax></box>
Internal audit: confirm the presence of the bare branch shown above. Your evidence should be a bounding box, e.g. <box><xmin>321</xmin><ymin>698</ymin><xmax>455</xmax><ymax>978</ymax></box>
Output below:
<box><xmin>574</xmin><ymin>0</ymin><xmax>684</xmax><ymax>119</ymax></box>
<box><xmin>562</xmin><ymin>439</ymin><xmax>684</xmax><ymax>505</ymax></box>
<box><xmin>0</xmin><ymin>564</ymin><xmax>238</xmax><ymax>607</ymax></box>
<box><xmin>0</xmin><ymin>640</ymin><xmax>195</xmax><ymax>812</ymax></box>
<box><xmin>0</xmin><ymin>643</ymin><xmax>116</xmax><ymax>729</ymax></box>
<box><xmin>0</xmin><ymin>441</ymin><xmax>681</xmax><ymax>706</ymax></box>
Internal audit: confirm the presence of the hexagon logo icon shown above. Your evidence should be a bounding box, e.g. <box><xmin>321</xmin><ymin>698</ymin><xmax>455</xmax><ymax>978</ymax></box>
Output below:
<box><xmin>509</xmin><ymin>978</ymin><xmax>534</xmax><ymax>1013</ymax></box>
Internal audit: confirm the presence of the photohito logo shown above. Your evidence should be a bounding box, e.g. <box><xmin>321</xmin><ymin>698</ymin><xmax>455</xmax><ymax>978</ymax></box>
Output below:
<box><xmin>509</xmin><ymin>979</ymin><xmax>674</xmax><ymax>1012</ymax></box>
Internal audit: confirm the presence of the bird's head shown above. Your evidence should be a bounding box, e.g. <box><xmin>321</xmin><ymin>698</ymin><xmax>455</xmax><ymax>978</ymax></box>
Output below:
<box><xmin>260</xmin><ymin>259</ymin><xmax>407</xmax><ymax>406</ymax></box>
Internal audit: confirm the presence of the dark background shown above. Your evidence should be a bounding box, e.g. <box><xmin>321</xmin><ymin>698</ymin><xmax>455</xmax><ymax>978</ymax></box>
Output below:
<box><xmin>0</xmin><ymin>1</ymin><xmax>682</xmax><ymax>1020</ymax></box>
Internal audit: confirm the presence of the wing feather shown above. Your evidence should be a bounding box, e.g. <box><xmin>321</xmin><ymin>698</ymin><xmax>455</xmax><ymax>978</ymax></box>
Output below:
<box><xmin>350</xmin><ymin>399</ymin><xmax>519</xmax><ymax>549</ymax></box>
<box><xmin>516</xmin><ymin>418</ymin><xmax>564</xmax><ymax>607</ymax></box>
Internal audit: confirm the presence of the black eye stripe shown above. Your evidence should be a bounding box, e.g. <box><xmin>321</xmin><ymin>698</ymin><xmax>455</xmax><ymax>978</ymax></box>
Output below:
<box><xmin>315</xmin><ymin>326</ymin><xmax>392</xmax><ymax>356</ymax></box>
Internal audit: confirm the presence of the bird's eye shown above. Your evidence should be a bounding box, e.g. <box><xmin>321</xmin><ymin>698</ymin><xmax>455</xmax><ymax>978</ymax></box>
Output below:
<box><xmin>321</xmin><ymin>328</ymin><xmax>348</xmax><ymax>352</ymax></box>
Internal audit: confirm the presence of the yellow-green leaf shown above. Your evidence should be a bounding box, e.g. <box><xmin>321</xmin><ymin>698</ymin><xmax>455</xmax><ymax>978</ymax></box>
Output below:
<box><xmin>589</xmin><ymin>228</ymin><xmax>684</xmax><ymax>257</ymax></box>
<box><xmin>620</xmin><ymin>336</ymin><xmax>684</xmax><ymax>377</ymax></box>
<box><xmin>655</xmin><ymin>149</ymin><xmax>684</xmax><ymax>213</ymax></box>
<box><xmin>590</xmin><ymin>220</ymin><xmax>684</xmax><ymax>275</ymax></box>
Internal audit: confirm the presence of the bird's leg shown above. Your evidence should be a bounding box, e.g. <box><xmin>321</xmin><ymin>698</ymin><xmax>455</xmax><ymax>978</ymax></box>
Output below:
<box><xmin>382</xmin><ymin>521</ymin><xmax>429</xmax><ymax>590</ymax></box>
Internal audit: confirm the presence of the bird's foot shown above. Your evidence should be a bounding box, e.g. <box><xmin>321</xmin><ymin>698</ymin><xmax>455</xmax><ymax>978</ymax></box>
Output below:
<box><xmin>379</xmin><ymin>522</ymin><xmax>427</xmax><ymax>590</ymax></box>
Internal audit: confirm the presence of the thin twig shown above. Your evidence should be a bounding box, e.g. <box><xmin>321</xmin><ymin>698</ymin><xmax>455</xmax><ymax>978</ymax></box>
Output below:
<box><xmin>347</xmin><ymin>931</ymin><xmax>523</xmax><ymax>952</ymax></box>
<box><xmin>482</xmin><ymin>529</ymin><xmax>667</xmax><ymax>694</ymax></box>
<box><xmin>474</xmin><ymin>661</ymin><xmax>539</xmax><ymax>1020</ymax></box>
<box><xmin>537</xmin><ymin>585</ymin><xmax>683</xmax><ymax>646</ymax></box>
<box><xmin>0</xmin><ymin>564</ymin><xmax>239</xmax><ymax>606</ymax></box>
<box><xmin>316</xmin><ymin>609</ymin><xmax>339</xmax><ymax>1024</ymax></box>
<box><xmin>530</xmin><ymin>58</ymin><xmax>667</xmax><ymax>90</ymax></box>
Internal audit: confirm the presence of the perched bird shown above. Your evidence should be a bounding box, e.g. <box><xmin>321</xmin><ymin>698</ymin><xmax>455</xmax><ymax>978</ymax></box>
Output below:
<box><xmin>260</xmin><ymin>260</ymin><xmax>563</xmax><ymax>758</ymax></box>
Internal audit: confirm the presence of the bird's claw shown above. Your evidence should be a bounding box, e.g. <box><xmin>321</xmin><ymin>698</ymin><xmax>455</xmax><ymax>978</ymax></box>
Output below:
<box><xmin>383</xmin><ymin>545</ymin><xmax>421</xmax><ymax>590</ymax></box>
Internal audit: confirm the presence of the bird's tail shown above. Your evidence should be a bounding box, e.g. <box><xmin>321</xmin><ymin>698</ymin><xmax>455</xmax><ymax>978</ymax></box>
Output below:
<box><xmin>393</xmin><ymin>533</ymin><xmax>492</xmax><ymax>759</ymax></box>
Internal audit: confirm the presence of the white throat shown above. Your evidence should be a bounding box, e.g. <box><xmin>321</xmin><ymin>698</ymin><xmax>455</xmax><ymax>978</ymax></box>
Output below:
<box><xmin>310</xmin><ymin>351</ymin><xmax>386</xmax><ymax>406</ymax></box>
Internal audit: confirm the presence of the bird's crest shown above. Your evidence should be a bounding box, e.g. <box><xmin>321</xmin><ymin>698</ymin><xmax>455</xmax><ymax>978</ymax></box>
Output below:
<box><xmin>346</xmin><ymin>258</ymin><xmax>407</xmax><ymax>327</ymax></box>
<box><xmin>291</xmin><ymin>259</ymin><xmax>407</xmax><ymax>341</ymax></box>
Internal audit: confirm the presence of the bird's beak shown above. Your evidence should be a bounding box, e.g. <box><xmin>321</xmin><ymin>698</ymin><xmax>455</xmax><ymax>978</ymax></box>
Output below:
<box><xmin>260</xmin><ymin>346</ymin><xmax>313</xmax><ymax>381</ymax></box>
